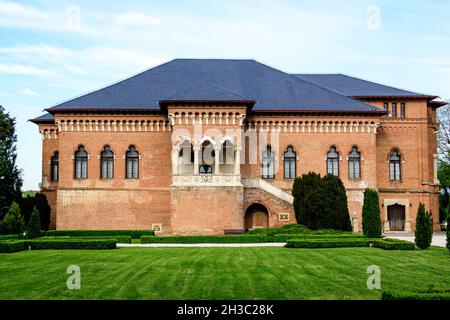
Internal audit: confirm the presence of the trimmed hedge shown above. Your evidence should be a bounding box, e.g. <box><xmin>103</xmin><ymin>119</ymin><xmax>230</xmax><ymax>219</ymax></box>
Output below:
<box><xmin>382</xmin><ymin>290</ymin><xmax>450</xmax><ymax>300</ymax></box>
<box><xmin>0</xmin><ymin>234</ymin><xmax>20</xmax><ymax>241</ymax></box>
<box><xmin>42</xmin><ymin>235</ymin><xmax>132</xmax><ymax>244</ymax></box>
<box><xmin>372</xmin><ymin>239</ymin><xmax>415</xmax><ymax>250</ymax></box>
<box><xmin>140</xmin><ymin>235</ymin><xmax>267</xmax><ymax>244</ymax></box>
<box><xmin>44</xmin><ymin>230</ymin><xmax>154</xmax><ymax>239</ymax></box>
<box><xmin>0</xmin><ymin>240</ymin><xmax>26</xmax><ymax>253</ymax></box>
<box><xmin>24</xmin><ymin>239</ymin><xmax>117</xmax><ymax>250</ymax></box>
<box><xmin>285</xmin><ymin>238</ymin><xmax>415</xmax><ymax>250</ymax></box>
<box><xmin>271</xmin><ymin>233</ymin><xmax>365</xmax><ymax>242</ymax></box>
<box><xmin>285</xmin><ymin>238</ymin><xmax>370</xmax><ymax>249</ymax></box>
<box><xmin>248</xmin><ymin>224</ymin><xmax>356</xmax><ymax>236</ymax></box>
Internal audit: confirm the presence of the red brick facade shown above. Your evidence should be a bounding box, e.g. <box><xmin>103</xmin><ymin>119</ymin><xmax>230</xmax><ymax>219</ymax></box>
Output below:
<box><xmin>34</xmin><ymin>95</ymin><xmax>441</xmax><ymax>234</ymax></box>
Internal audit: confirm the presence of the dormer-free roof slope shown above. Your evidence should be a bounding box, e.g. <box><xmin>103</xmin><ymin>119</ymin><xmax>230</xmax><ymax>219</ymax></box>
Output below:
<box><xmin>294</xmin><ymin>73</ymin><xmax>437</xmax><ymax>99</ymax></box>
<box><xmin>45</xmin><ymin>59</ymin><xmax>381</xmax><ymax>114</ymax></box>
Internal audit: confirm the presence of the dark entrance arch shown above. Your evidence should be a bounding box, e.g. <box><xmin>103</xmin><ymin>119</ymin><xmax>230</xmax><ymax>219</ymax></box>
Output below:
<box><xmin>387</xmin><ymin>204</ymin><xmax>406</xmax><ymax>231</ymax></box>
<box><xmin>245</xmin><ymin>203</ymin><xmax>269</xmax><ymax>230</ymax></box>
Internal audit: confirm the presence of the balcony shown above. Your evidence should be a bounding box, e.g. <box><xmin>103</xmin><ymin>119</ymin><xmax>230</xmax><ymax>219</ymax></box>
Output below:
<box><xmin>172</xmin><ymin>174</ymin><xmax>242</xmax><ymax>186</ymax></box>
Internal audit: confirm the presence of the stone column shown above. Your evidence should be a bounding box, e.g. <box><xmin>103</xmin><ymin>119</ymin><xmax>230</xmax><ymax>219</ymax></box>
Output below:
<box><xmin>234</xmin><ymin>147</ymin><xmax>241</xmax><ymax>175</ymax></box>
<box><xmin>171</xmin><ymin>149</ymin><xmax>179</xmax><ymax>175</ymax></box>
<box><xmin>433</xmin><ymin>154</ymin><xmax>439</xmax><ymax>184</ymax></box>
<box><xmin>193</xmin><ymin>146</ymin><xmax>200</xmax><ymax>174</ymax></box>
<box><xmin>214</xmin><ymin>147</ymin><xmax>220</xmax><ymax>175</ymax></box>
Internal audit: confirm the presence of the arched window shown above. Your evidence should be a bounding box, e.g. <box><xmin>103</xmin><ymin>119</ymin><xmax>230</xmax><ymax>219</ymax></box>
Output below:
<box><xmin>100</xmin><ymin>145</ymin><xmax>114</xmax><ymax>179</ymax></box>
<box><xmin>179</xmin><ymin>140</ymin><xmax>194</xmax><ymax>164</ymax></box>
<box><xmin>327</xmin><ymin>146</ymin><xmax>339</xmax><ymax>176</ymax></box>
<box><xmin>50</xmin><ymin>152</ymin><xmax>59</xmax><ymax>182</ymax></box>
<box><xmin>284</xmin><ymin>146</ymin><xmax>296</xmax><ymax>179</ymax></box>
<box><xmin>74</xmin><ymin>145</ymin><xmax>88</xmax><ymax>179</ymax></box>
<box><xmin>389</xmin><ymin>150</ymin><xmax>401</xmax><ymax>181</ymax></box>
<box><xmin>126</xmin><ymin>145</ymin><xmax>139</xmax><ymax>179</ymax></box>
<box><xmin>262</xmin><ymin>145</ymin><xmax>275</xmax><ymax>179</ymax></box>
<box><xmin>348</xmin><ymin>147</ymin><xmax>361</xmax><ymax>179</ymax></box>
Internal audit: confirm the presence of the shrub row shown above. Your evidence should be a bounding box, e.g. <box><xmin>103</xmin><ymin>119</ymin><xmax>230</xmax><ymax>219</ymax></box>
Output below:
<box><xmin>140</xmin><ymin>235</ymin><xmax>267</xmax><ymax>244</ymax></box>
<box><xmin>285</xmin><ymin>238</ymin><xmax>415</xmax><ymax>250</ymax></box>
<box><xmin>0</xmin><ymin>238</ymin><xmax>117</xmax><ymax>252</ymax></box>
<box><xmin>43</xmin><ymin>235</ymin><xmax>132</xmax><ymax>244</ymax></box>
<box><xmin>0</xmin><ymin>240</ymin><xmax>26</xmax><ymax>253</ymax></box>
<box><xmin>382</xmin><ymin>291</ymin><xmax>450</xmax><ymax>300</ymax></box>
<box><xmin>248</xmin><ymin>224</ymin><xmax>355</xmax><ymax>236</ymax></box>
<box><xmin>271</xmin><ymin>233</ymin><xmax>364</xmax><ymax>242</ymax></box>
<box><xmin>372</xmin><ymin>239</ymin><xmax>415</xmax><ymax>250</ymax></box>
<box><xmin>25</xmin><ymin>239</ymin><xmax>117</xmax><ymax>250</ymax></box>
<box><xmin>0</xmin><ymin>234</ymin><xmax>20</xmax><ymax>241</ymax></box>
<box><xmin>44</xmin><ymin>230</ymin><xmax>154</xmax><ymax>239</ymax></box>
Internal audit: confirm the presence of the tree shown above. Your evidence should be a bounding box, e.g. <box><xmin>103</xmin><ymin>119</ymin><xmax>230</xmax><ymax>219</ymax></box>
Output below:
<box><xmin>292</xmin><ymin>172</ymin><xmax>351</xmax><ymax>231</ymax></box>
<box><xmin>438</xmin><ymin>162</ymin><xmax>450</xmax><ymax>224</ymax></box>
<box><xmin>0</xmin><ymin>105</ymin><xmax>22</xmax><ymax>219</ymax></box>
<box><xmin>19</xmin><ymin>195</ymin><xmax>35</xmax><ymax>225</ymax></box>
<box><xmin>437</xmin><ymin>102</ymin><xmax>450</xmax><ymax>164</ymax></box>
<box><xmin>415</xmin><ymin>203</ymin><xmax>433</xmax><ymax>249</ymax></box>
<box><xmin>362</xmin><ymin>188</ymin><xmax>382</xmax><ymax>238</ymax></box>
<box><xmin>0</xmin><ymin>201</ymin><xmax>25</xmax><ymax>234</ymax></box>
<box><xmin>27</xmin><ymin>206</ymin><xmax>41</xmax><ymax>238</ymax></box>
<box><xmin>35</xmin><ymin>193</ymin><xmax>51</xmax><ymax>230</ymax></box>
<box><xmin>293</xmin><ymin>172</ymin><xmax>322</xmax><ymax>228</ymax></box>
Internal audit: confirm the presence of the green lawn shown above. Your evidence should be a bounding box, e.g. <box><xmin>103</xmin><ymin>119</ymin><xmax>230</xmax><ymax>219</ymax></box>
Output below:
<box><xmin>0</xmin><ymin>247</ymin><xmax>449</xmax><ymax>300</ymax></box>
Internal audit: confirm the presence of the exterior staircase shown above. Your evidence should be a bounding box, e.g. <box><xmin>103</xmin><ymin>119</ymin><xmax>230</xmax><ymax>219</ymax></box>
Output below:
<box><xmin>241</xmin><ymin>178</ymin><xmax>294</xmax><ymax>204</ymax></box>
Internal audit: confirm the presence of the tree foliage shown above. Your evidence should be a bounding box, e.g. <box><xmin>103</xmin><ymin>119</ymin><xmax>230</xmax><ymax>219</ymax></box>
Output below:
<box><xmin>0</xmin><ymin>106</ymin><xmax>22</xmax><ymax>219</ymax></box>
<box><xmin>0</xmin><ymin>201</ymin><xmax>25</xmax><ymax>234</ymax></box>
<box><xmin>415</xmin><ymin>203</ymin><xmax>433</xmax><ymax>250</ymax></box>
<box><xmin>27</xmin><ymin>206</ymin><xmax>41</xmax><ymax>238</ymax></box>
<box><xmin>292</xmin><ymin>172</ymin><xmax>352</xmax><ymax>231</ymax></box>
<box><xmin>362</xmin><ymin>188</ymin><xmax>382</xmax><ymax>238</ymax></box>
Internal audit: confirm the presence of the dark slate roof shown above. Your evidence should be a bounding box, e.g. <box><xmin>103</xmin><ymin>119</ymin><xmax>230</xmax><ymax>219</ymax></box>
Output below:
<box><xmin>46</xmin><ymin>59</ymin><xmax>381</xmax><ymax>113</ymax></box>
<box><xmin>163</xmin><ymin>81</ymin><xmax>252</xmax><ymax>101</ymax></box>
<box><xmin>294</xmin><ymin>74</ymin><xmax>435</xmax><ymax>98</ymax></box>
<box><xmin>29</xmin><ymin>113</ymin><xmax>55</xmax><ymax>124</ymax></box>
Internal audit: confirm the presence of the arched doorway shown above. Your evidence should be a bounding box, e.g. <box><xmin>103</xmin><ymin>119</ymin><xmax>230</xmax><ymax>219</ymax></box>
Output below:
<box><xmin>387</xmin><ymin>204</ymin><xmax>406</xmax><ymax>231</ymax></box>
<box><xmin>245</xmin><ymin>203</ymin><xmax>269</xmax><ymax>230</ymax></box>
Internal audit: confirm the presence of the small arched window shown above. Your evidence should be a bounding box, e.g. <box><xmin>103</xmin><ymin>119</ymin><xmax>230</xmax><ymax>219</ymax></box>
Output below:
<box><xmin>74</xmin><ymin>145</ymin><xmax>88</xmax><ymax>179</ymax></box>
<box><xmin>50</xmin><ymin>152</ymin><xmax>59</xmax><ymax>182</ymax></box>
<box><xmin>327</xmin><ymin>147</ymin><xmax>339</xmax><ymax>176</ymax></box>
<box><xmin>389</xmin><ymin>150</ymin><xmax>401</xmax><ymax>181</ymax></box>
<box><xmin>284</xmin><ymin>146</ymin><xmax>296</xmax><ymax>179</ymax></box>
<box><xmin>100</xmin><ymin>145</ymin><xmax>114</xmax><ymax>179</ymax></box>
<box><xmin>348</xmin><ymin>147</ymin><xmax>361</xmax><ymax>179</ymax></box>
<box><xmin>126</xmin><ymin>145</ymin><xmax>139</xmax><ymax>179</ymax></box>
<box><xmin>262</xmin><ymin>145</ymin><xmax>275</xmax><ymax>179</ymax></box>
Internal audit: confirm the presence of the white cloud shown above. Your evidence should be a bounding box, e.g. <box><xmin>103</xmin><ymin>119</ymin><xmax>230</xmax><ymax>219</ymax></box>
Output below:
<box><xmin>20</xmin><ymin>88</ymin><xmax>39</xmax><ymax>96</ymax></box>
<box><xmin>115</xmin><ymin>12</ymin><xmax>160</xmax><ymax>28</ymax></box>
<box><xmin>0</xmin><ymin>63</ymin><xmax>53</xmax><ymax>75</ymax></box>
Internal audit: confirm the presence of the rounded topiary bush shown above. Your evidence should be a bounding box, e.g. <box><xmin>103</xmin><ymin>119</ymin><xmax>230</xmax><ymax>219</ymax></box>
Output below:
<box><xmin>415</xmin><ymin>203</ymin><xmax>432</xmax><ymax>250</ymax></box>
<box><xmin>362</xmin><ymin>188</ymin><xmax>382</xmax><ymax>238</ymax></box>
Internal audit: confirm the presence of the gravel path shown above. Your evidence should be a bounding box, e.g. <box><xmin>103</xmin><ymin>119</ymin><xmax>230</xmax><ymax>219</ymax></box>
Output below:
<box><xmin>384</xmin><ymin>233</ymin><xmax>447</xmax><ymax>248</ymax></box>
<box><xmin>118</xmin><ymin>242</ymin><xmax>287</xmax><ymax>248</ymax></box>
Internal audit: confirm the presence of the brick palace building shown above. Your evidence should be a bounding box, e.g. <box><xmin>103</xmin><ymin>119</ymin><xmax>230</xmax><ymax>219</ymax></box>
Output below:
<box><xmin>30</xmin><ymin>59</ymin><xmax>446</xmax><ymax>234</ymax></box>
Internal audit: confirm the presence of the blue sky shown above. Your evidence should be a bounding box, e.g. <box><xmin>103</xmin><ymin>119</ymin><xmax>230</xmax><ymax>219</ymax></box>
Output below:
<box><xmin>1</xmin><ymin>0</ymin><xmax>449</xmax><ymax>189</ymax></box>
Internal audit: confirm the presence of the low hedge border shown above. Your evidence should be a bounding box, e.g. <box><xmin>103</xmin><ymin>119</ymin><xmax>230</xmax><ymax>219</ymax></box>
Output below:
<box><xmin>0</xmin><ymin>234</ymin><xmax>20</xmax><ymax>241</ymax></box>
<box><xmin>44</xmin><ymin>230</ymin><xmax>154</xmax><ymax>239</ymax></box>
<box><xmin>0</xmin><ymin>240</ymin><xmax>26</xmax><ymax>253</ymax></box>
<box><xmin>24</xmin><ymin>239</ymin><xmax>117</xmax><ymax>250</ymax></box>
<box><xmin>140</xmin><ymin>235</ymin><xmax>267</xmax><ymax>244</ymax></box>
<box><xmin>271</xmin><ymin>234</ymin><xmax>365</xmax><ymax>242</ymax></box>
<box><xmin>285</xmin><ymin>238</ymin><xmax>415</xmax><ymax>250</ymax></box>
<box><xmin>42</xmin><ymin>235</ymin><xmax>132</xmax><ymax>244</ymax></box>
<box><xmin>382</xmin><ymin>290</ymin><xmax>450</xmax><ymax>300</ymax></box>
